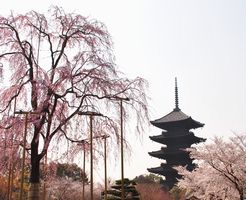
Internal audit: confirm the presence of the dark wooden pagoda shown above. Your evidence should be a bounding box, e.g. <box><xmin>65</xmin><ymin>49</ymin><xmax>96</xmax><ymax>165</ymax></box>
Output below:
<box><xmin>148</xmin><ymin>78</ymin><xmax>206</xmax><ymax>189</ymax></box>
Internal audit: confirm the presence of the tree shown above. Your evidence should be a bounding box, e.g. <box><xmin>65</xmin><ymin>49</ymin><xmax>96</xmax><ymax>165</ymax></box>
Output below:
<box><xmin>0</xmin><ymin>6</ymin><xmax>149</xmax><ymax>199</ymax></box>
<box><xmin>38</xmin><ymin>161</ymin><xmax>90</xmax><ymax>200</ymax></box>
<box><xmin>169</xmin><ymin>186</ymin><xmax>186</xmax><ymax>200</ymax></box>
<box><xmin>0</xmin><ymin>148</ymin><xmax>29</xmax><ymax>200</ymax></box>
<box><xmin>176</xmin><ymin>134</ymin><xmax>246</xmax><ymax>200</ymax></box>
<box><xmin>46</xmin><ymin>178</ymin><xmax>82</xmax><ymax>200</ymax></box>
<box><xmin>45</xmin><ymin>162</ymin><xmax>88</xmax><ymax>183</ymax></box>
<box><xmin>102</xmin><ymin>178</ymin><xmax>140</xmax><ymax>200</ymax></box>
<box><xmin>134</xmin><ymin>173</ymin><xmax>163</xmax><ymax>184</ymax></box>
<box><xmin>0</xmin><ymin>132</ymin><xmax>28</xmax><ymax>200</ymax></box>
<box><xmin>135</xmin><ymin>183</ymin><xmax>171</xmax><ymax>200</ymax></box>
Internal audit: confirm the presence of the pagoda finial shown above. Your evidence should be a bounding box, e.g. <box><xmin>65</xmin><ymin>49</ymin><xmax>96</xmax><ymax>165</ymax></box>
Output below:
<box><xmin>174</xmin><ymin>77</ymin><xmax>180</xmax><ymax>111</ymax></box>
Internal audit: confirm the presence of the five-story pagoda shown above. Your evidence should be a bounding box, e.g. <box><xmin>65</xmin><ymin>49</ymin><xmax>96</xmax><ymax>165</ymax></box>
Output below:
<box><xmin>148</xmin><ymin>78</ymin><xmax>206</xmax><ymax>189</ymax></box>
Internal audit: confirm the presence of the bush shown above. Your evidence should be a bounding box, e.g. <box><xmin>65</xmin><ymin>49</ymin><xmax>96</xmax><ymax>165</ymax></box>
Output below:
<box><xmin>136</xmin><ymin>183</ymin><xmax>171</xmax><ymax>200</ymax></box>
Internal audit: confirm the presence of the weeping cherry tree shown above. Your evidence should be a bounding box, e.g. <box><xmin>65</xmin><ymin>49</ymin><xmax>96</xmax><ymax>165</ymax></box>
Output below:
<box><xmin>0</xmin><ymin>6</ymin><xmax>149</xmax><ymax>200</ymax></box>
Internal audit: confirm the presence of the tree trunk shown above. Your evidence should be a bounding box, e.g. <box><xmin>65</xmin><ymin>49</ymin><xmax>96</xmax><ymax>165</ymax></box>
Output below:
<box><xmin>28</xmin><ymin>183</ymin><xmax>40</xmax><ymax>200</ymax></box>
<box><xmin>29</xmin><ymin>140</ymin><xmax>41</xmax><ymax>200</ymax></box>
<box><xmin>239</xmin><ymin>191</ymin><xmax>244</xmax><ymax>200</ymax></box>
<box><xmin>30</xmin><ymin>154</ymin><xmax>40</xmax><ymax>183</ymax></box>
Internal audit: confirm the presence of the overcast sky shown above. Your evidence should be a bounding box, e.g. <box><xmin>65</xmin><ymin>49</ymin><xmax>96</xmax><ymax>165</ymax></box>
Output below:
<box><xmin>1</xmin><ymin>0</ymin><xmax>246</xmax><ymax>182</ymax></box>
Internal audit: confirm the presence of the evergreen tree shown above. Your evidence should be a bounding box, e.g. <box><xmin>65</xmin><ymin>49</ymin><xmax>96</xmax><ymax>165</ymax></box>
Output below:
<box><xmin>102</xmin><ymin>178</ymin><xmax>140</xmax><ymax>200</ymax></box>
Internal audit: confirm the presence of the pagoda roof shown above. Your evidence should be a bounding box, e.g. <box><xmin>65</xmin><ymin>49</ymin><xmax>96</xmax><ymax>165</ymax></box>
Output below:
<box><xmin>153</xmin><ymin>109</ymin><xmax>189</xmax><ymax>123</ymax></box>
<box><xmin>151</xmin><ymin>109</ymin><xmax>204</xmax><ymax>130</ymax></box>
<box><xmin>151</xmin><ymin>78</ymin><xmax>204</xmax><ymax>130</ymax></box>
<box><xmin>149</xmin><ymin>132</ymin><xmax>206</xmax><ymax>145</ymax></box>
<box><xmin>147</xmin><ymin>163</ymin><xmax>177</xmax><ymax>175</ymax></box>
<box><xmin>148</xmin><ymin>148</ymin><xmax>189</xmax><ymax>159</ymax></box>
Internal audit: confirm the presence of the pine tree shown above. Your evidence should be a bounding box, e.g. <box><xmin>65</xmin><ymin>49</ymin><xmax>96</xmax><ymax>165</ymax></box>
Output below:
<box><xmin>102</xmin><ymin>178</ymin><xmax>140</xmax><ymax>200</ymax></box>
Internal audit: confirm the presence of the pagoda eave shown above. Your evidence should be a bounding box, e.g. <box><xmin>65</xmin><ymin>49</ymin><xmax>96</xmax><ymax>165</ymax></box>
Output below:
<box><xmin>149</xmin><ymin>134</ymin><xmax>206</xmax><ymax>144</ymax></box>
<box><xmin>151</xmin><ymin>117</ymin><xmax>204</xmax><ymax>130</ymax></box>
<box><xmin>149</xmin><ymin>149</ymin><xmax>187</xmax><ymax>156</ymax></box>
<box><xmin>147</xmin><ymin>165</ymin><xmax>178</xmax><ymax>176</ymax></box>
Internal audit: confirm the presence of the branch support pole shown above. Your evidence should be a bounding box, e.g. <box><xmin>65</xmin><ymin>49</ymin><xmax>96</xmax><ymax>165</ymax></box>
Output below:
<box><xmin>14</xmin><ymin>111</ymin><xmax>39</xmax><ymax>200</ymax></box>
<box><xmin>77</xmin><ymin>111</ymin><xmax>103</xmax><ymax>200</ymax></box>
<box><xmin>82</xmin><ymin>143</ymin><xmax>86</xmax><ymax>200</ymax></box>
<box><xmin>90</xmin><ymin>115</ymin><xmax>93</xmax><ymax>200</ymax></box>
<box><xmin>103</xmin><ymin>135</ymin><xmax>109</xmax><ymax>200</ymax></box>
<box><xmin>110</xmin><ymin>96</ymin><xmax>129</xmax><ymax>200</ymax></box>
<box><xmin>120</xmin><ymin>100</ymin><xmax>125</xmax><ymax>200</ymax></box>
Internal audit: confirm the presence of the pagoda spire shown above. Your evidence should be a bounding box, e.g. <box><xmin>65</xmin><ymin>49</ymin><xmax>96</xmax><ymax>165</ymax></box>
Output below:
<box><xmin>174</xmin><ymin>77</ymin><xmax>180</xmax><ymax>111</ymax></box>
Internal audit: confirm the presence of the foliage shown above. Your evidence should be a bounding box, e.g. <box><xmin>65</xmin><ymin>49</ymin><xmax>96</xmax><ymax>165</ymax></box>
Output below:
<box><xmin>176</xmin><ymin>134</ymin><xmax>246</xmax><ymax>200</ymax></box>
<box><xmin>136</xmin><ymin>183</ymin><xmax>171</xmax><ymax>200</ymax></box>
<box><xmin>102</xmin><ymin>178</ymin><xmax>140</xmax><ymax>200</ymax></box>
<box><xmin>0</xmin><ymin>6</ymin><xmax>149</xmax><ymax>192</ymax></box>
<box><xmin>169</xmin><ymin>186</ymin><xmax>185</xmax><ymax>200</ymax></box>
<box><xmin>45</xmin><ymin>177</ymin><xmax>82</xmax><ymax>200</ymax></box>
<box><xmin>39</xmin><ymin>161</ymin><xmax>88</xmax><ymax>199</ymax></box>
<box><xmin>41</xmin><ymin>176</ymin><xmax>103</xmax><ymax>200</ymax></box>
<box><xmin>40</xmin><ymin>162</ymin><xmax>93</xmax><ymax>199</ymax></box>
<box><xmin>134</xmin><ymin>173</ymin><xmax>163</xmax><ymax>184</ymax></box>
<box><xmin>56</xmin><ymin>162</ymin><xmax>88</xmax><ymax>182</ymax></box>
<box><xmin>0</xmin><ymin>164</ymin><xmax>30</xmax><ymax>200</ymax></box>
<box><xmin>0</xmin><ymin>141</ymin><xmax>30</xmax><ymax>199</ymax></box>
<box><xmin>0</xmin><ymin>176</ymin><xmax>8</xmax><ymax>200</ymax></box>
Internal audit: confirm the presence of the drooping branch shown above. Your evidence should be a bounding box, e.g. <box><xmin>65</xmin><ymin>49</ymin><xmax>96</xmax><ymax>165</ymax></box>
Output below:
<box><xmin>0</xmin><ymin>7</ymin><xmax>149</xmax><ymax>187</ymax></box>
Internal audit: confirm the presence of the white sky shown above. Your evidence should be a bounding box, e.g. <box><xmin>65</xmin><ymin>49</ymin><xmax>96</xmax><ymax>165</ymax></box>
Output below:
<box><xmin>1</xmin><ymin>0</ymin><xmax>246</xmax><ymax>183</ymax></box>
